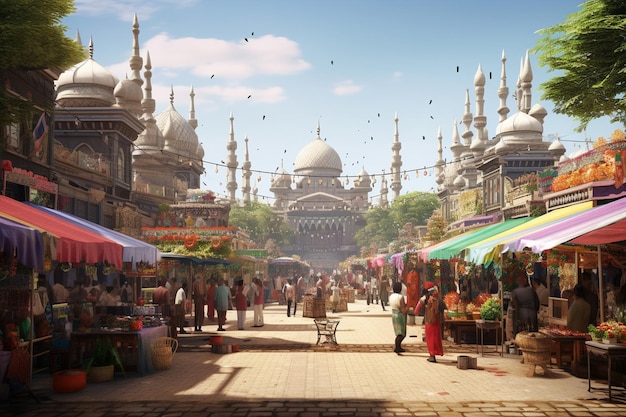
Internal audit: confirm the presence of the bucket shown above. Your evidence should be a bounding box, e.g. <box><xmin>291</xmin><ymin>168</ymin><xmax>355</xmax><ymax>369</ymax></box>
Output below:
<box><xmin>457</xmin><ymin>355</ymin><xmax>476</xmax><ymax>370</ymax></box>
<box><xmin>208</xmin><ymin>335</ymin><xmax>223</xmax><ymax>345</ymax></box>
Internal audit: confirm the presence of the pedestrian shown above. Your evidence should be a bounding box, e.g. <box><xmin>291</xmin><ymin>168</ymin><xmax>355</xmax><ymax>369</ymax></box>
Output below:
<box><xmin>175</xmin><ymin>282</ymin><xmax>188</xmax><ymax>334</ymax></box>
<box><xmin>567</xmin><ymin>284</ymin><xmax>591</xmax><ymax>333</ymax></box>
<box><xmin>510</xmin><ymin>271</ymin><xmax>539</xmax><ymax>336</ymax></box>
<box><xmin>206</xmin><ymin>278</ymin><xmax>217</xmax><ymax>322</ymax></box>
<box><xmin>531</xmin><ymin>277</ymin><xmax>549</xmax><ymax>326</ymax></box>
<box><xmin>415</xmin><ymin>282</ymin><xmax>444</xmax><ymax>362</ymax></box>
<box><xmin>389</xmin><ymin>281</ymin><xmax>409</xmax><ymax>354</ymax></box>
<box><xmin>285</xmin><ymin>279</ymin><xmax>296</xmax><ymax>317</ymax></box>
<box><xmin>192</xmin><ymin>275</ymin><xmax>207</xmax><ymax>332</ymax></box>
<box><xmin>214</xmin><ymin>277</ymin><xmax>230</xmax><ymax>331</ymax></box>
<box><xmin>379</xmin><ymin>275</ymin><xmax>390</xmax><ymax>311</ymax></box>
<box><xmin>234</xmin><ymin>279</ymin><xmax>247</xmax><ymax>330</ymax></box>
<box><xmin>152</xmin><ymin>278</ymin><xmax>170</xmax><ymax>318</ymax></box>
<box><xmin>252</xmin><ymin>277</ymin><xmax>264</xmax><ymax>327</ymax></box>
<box><xmin>331</xmin><ymin>280</ymin><xmax>341</xmax><ymax>313</ymax></box>
<box><xmin>52</xmin><ymin>268</ymin><xmax>68</xmax><ymax>304</ymax></box>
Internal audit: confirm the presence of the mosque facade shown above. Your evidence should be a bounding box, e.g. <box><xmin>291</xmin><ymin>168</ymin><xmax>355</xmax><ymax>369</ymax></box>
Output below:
<box><xmin>434</xmin><ymin>52</ymin><xmax>566</xmax><ymax>232</ymax></box>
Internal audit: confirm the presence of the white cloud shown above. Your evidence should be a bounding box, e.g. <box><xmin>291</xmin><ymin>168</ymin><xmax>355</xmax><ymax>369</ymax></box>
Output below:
<box><xmin>74</xmin><ymin>0</ymin><xmax>197</xmax><ymax>21</ymax></box>
<box><xmin>108</xmin><ymin>34</ymin><xmax>310</xmax><ymax>81</ymax></box>
<box><xmin>333</xmin><ymin>80</ymin><xmax>363</xmax><ymax>96</ymax></box>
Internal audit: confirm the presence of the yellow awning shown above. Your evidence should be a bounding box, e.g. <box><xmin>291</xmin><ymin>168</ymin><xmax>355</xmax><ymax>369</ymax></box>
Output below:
<box><xmin>464</xmin><ymin>201</ymin><xmax>594</xmax><ymax>265</ymax></box>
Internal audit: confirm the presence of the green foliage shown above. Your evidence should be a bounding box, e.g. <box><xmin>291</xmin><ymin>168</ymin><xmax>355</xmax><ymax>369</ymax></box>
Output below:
<box><xmin>0</xmin><ymin>0</ymin><xmax>86</xmax><ymax>127</ymax></box>
<box><xmin>479</xmin><ymin>298</ymin><xmax>502</xmax><ymax>321</ymax></box>
<box><xmin>533</xmin><ymin>0</ymin><xmax>626</xmax><ymax>131</ymax></box>
<box><xmin>229</xmin><ymin>202</ymin><xmax>293</xmax><ymax>247</ymax></box>
<box><xmin>356</xmin><ymin>191</ymin><xmax>439</xmax><ymax>249</ymax></box>
<box><xmin>424</xmin><ymin>210</ymin><xmax>447</xmax><ymax>244</ymax></box>
<box><xmin>84</xmin><ymin>338</ymin><xmax>126</xmax><ymax>375</ymax></box>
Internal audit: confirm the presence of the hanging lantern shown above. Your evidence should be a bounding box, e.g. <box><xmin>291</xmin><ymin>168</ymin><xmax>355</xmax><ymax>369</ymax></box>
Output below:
<box><xmin>215</xmin><ymin>165</ymin><xmax>219</xmax><ymax>173</ymax></box>
<box><xmin>423</xmin><ymin>170</ymin><xmax>428</xmax><ymax>176</ymax></box>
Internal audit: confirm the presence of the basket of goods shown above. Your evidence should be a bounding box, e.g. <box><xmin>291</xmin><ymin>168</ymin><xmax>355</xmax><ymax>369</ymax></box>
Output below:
<box><xmin>479</xmin><ymin>298</ymin><xmax>502</xmax><ymax>321</ymax></box>
<box><xmin>151</xmin><ymin>337</ymin><xmax>178</xmax><ymax>371</ymax></box>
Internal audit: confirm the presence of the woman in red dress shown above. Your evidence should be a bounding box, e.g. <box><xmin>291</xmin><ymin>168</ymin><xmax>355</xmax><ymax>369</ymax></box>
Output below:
<box><xmin>415</xmin><ymin>281</ymin><xmax>444</xmax><ymax>362</ymax></box>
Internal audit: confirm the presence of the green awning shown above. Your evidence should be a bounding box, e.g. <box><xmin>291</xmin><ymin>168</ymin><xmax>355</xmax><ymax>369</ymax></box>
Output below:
<box><xmin>428</xmin><ymin>217</ymin><xmax>532</xmax><ymax>261</ymax></box>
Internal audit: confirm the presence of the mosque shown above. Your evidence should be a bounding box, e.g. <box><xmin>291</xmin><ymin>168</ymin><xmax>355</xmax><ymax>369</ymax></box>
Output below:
<box><xmin>3</xmin><ymin>14</ymin><xmax>568</xmax><ymax>272</ymax></box>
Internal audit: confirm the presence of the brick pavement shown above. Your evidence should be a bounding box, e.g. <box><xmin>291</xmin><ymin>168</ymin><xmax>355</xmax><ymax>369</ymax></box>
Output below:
<box><xmin>2</xmin><ymin>299</ymin><xmax>626</xmax><ymax>416</ymax></box>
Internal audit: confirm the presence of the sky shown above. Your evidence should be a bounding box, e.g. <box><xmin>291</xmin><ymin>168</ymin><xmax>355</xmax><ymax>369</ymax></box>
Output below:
<box><xmin>62</xmin><ymin>0</ymin><xmax>622</xmax><ymax>205</ymax></box>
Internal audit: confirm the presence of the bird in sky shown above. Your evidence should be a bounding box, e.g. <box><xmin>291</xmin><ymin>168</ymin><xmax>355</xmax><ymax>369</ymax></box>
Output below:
<box><xmin>262</xmin><ymin>115</ymin><xmax>266</xmax><ymax>120</ymax></box>
<box><xmin>429</xmin><ymin>99</ymin><xmax>432</xmax><ymax>104</ymax></box>
<box><xmin>244</xmin><ymin>37</ymin><xmax>249</xmax><ymax>42</ymax></box>
<box><xmin>331</xmin><ymin>60</ymin><xmax>334</xmax><ymax>65</ymax></box>
<box><xmin>456</xmin><ymin>66</ymin><xmax>459</xmax><ymax>72</ymax></box>
<box><xmin>248</xmin><ymin>95</ymin><xmax>252</xmax><ymax>99</ymax></box>
<box><xmin>211</xmin><ymin>74</ymin><xmax>214</xmax><ymax>79</ymax></box>
<box><xmin>430</xmin><ymin>116</ymin><xmax>434</xmax><ymax>119</ymax></box>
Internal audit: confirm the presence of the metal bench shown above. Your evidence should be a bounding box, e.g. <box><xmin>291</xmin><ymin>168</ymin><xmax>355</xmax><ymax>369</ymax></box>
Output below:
<box><xmin>314</xmin><ymin>319</ymin><xmax>340</xmax><ymax>345</ymax></box>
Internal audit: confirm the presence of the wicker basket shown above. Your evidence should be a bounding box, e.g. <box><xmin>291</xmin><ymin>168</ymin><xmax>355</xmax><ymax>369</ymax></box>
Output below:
<box><xmin>88</xmin><ymin>364</ymin><xmax>114</xmax><ymax>383</ymax></box>
<box><xmin>515</xmin><ymin>331</ymin><xmax>550</xmax><ymax>351</ymax></box>
<box><xmin>151</xmin><ymin>337</ymin><xmax>178</xmax><ymax>371</ymax></box>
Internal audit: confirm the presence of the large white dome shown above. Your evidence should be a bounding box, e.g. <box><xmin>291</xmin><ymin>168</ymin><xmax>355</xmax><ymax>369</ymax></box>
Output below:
<box><xmin>293</xmin><ymin>137</ymin><xmax>342</xmax><ymax>176</ymax></box>
<box><xmin>155</xmin><ymin>103</ymin><xmax>200</xmax><ymax>160</ymax></box>
<box><xmin>56</xmin><ymin>58</ymin><xmax>119</xmax><ymax>107</ymax></box>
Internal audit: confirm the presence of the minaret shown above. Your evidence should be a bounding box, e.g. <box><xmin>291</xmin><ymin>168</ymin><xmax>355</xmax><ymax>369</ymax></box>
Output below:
<box><xmin>470</xmin><ymin>65</ymin><xmax>487</xmax><ymax>158</ymax></box>
<box><xmin>515</xmin><ymin>58</ymin><xmax>523</xmax><ymax>111</ymax></box>
<box><xmin>241</xmin><ymin>136</ymin><xmax>252</xmax><ymax>205</ymax></box>
<box><xmin>521</xmin><ymin>50</ymin><xmax>533</xmax><ymax>114</ymax></box>
<box><xmin>129</xmin><ymin>14</ymin><xmax>143</xmax><ymax>88</ymax></box>
<box><xmin>497</xmin><ymin>51</ymin><xmax>510</xmax><ymax>123</ymax></box>
<box><xmin>188</xmin><ymin>86</ymin><xmax>197</xmax><ymax>129</ymax></box>
<box><xmin>450</xmin><ymin>118</ymin><xmax>463</xmax><ymax>163</ymax></box>
<box><xmin>390</xmin><ymin>113</ymin><xmax>402</xmax><ymax>200</ymax></box>
<box><xmin>226</xmin><ymin>113</ymin><xmax>238</xmax><ymax>204</ymax></box>
<box><xmin>379</xmin><ymin>173</ymin><xmax>389</xmax><ymax>209</ymax></box>
<box><xmin>435</xmin><ymin>127</ymin><xmax>445</xmax><ymax>190</ymax></box>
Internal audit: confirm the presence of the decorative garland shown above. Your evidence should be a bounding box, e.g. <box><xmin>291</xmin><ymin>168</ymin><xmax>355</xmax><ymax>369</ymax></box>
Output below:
<box><xmin>184</xmin><ymin>234</ymin><xmax>197</xmax><ymax>250</ymax></box>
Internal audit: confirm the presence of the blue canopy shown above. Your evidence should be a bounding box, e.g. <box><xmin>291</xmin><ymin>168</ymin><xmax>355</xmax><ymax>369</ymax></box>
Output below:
<box><xmin>0</xmin><ymin>216</ymin><xmax>44</xmax><ymax>270</ymax></box>
<box><xmin>27</xmin><ymin>203</ymin><xmax>160</xmax><ymax>268</ymax></box>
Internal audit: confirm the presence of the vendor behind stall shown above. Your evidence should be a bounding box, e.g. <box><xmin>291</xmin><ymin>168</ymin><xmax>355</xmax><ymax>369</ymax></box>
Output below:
<box><xmin>567</xmin><ymin>284</ymin><xmax>590</xmax><ymax>333</ymax></box>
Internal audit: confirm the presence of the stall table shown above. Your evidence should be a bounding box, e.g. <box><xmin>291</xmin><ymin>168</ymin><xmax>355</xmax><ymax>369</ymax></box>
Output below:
<box><xmin>69</xmin><ymin>325</ymin><xmax>168</xmax><ymax>375</ymax></box>
<box><xmin>475</xmin><ymin>320</ymin><xmax>503</xmax><ymax>356</ymax></box>
<box><xmin>539</xmin><ymin>329</ymin><xmax>587</xmax><ymax>372</ymax></box>
<box><xmin>586</xmin><ymin>341</ymin><xmax>626</xmax><ymax>402</ymax></box>
<box><xmin>445</xmin><ymin>320</ymin><xmax>476</xmax><ymax>344</ymax></box>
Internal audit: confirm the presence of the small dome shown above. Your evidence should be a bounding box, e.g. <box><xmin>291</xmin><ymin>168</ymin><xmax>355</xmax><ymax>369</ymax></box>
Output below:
<box><xmin>155</xmin><ymin>103</ymin><xmax>199</xmax><ymax>160</ymax></box>
<box><xmin>294</xmin><ymin>137</ymin><xmax>342</xmax><ymax>176</ymax></box>
<box><xmin>549</xmin><ymin>136</ymin><xmax>566</xmax><ymax>153</ymax></box>
<box><xmin>56</xmin><ymin>58</ymin><xmax>119</xmax><ymax>107</ymax></box>
<box><xmin>453</xmin><ymin>175</ymin><xmax>466</xmax><ymax>190</ymax></box>
<box><xmin>272</xmin><ymin>167</ymin><xmax>291</xmax><ymax>187</ymax></box>
<box><xmin>356</xmin><ymin>167</ymin><xmax>371</xmax><ymax>187</ymax></box>
<box><xmin>495</xmin><ymin>111</ymin><xmax>543</xmax><ymax>136</ymax></box>
<box><xmin>529</xmin><ymin>103</ymin><xmax>547</xmax><ymax>124</ymax></box>
<box><xmin>114</xmin><ymin>78</ymin><xmax>143</xmax><ymax>114</ymax></box>
<box><xmin>495</xmin><ymin>138</ymin><xmax>508</xmax><ymax>154</ymax></box>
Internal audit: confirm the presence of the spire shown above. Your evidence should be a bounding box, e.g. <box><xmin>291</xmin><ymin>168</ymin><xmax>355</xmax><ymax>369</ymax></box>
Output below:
<box><xmin>141</xmin><ymin>51</ymin><xmax>155</xmax><ymax>115</ymax></box>
<box><xmin>450</xmin><ymin>119</ymin><xmax>463</xmax><ymax>161</ymax></box>
<box><xmin>129</xmin><ymin>13</ymin><xmax>143</xmax><ymax>87</ymax></box>
<box><xmin>316</xmin><ymin>119</ymin><xmax>321</xmax><ymax>139</ymax></box>
<box><xmin>88</xmin><ymin>36</ymin><xmax>94</xmax><ymax>59</ymax></box>
<box><xmin>497</xmin><ymin>50</ymin><xmax>510</xmax><ymax>123</ymax></box>
<box><xmin>521</xmin><ymin>50</ymin><xmax>533</xmax><ymax>113</ymax></box>
<box><xmin>188</xmin><ymin>86</ymin><xmax>197</xmax><ymax>129</ymax></box>
<box><xmin>470</xmin><ymin>65</ymin><xmax>487</xmax><ymax>158</ymax></box>
<box><xmin>169</xmin><ymin>85</ymin><xmax>174</xmax><ymax>107</ymax></box>
<box><xmin>390</xmin><ymin>112</ymin><xmax>402</xmax><ymax>200</ymax></box>
<box><xmin>75</xmin><ymin>30</ymin><xmax>82</xmax><ymax>46</ymax></box>
<box><xmin>379</xmin><ymin>172</ymin><xmax>389</xmax><ymax>209</ymax></box>
<box><xmin>515</xmin><ymin>57</ymin><xmax>523</xmax><ymax>111</ymax></box>
<box><xmin>226</xmin><ymin>113</ymin><xmax>238</xmax><ymax>204</ymax></box>
<box><xmin>435</xmin><ymin>126</ymin><xmax>445</xmax><ymax>186</ymax></box>
<box><xmin>242</xmin><ymin>136</ymin><xmax>252</xmax><ymax>204</ymax></box>
<box><xmin>461</xmin><ymin>89</ymin><xmax>474</xmax><ymax>148</ymax></box>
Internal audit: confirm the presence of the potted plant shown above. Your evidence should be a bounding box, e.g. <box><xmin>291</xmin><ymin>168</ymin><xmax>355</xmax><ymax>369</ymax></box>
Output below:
<box><xmin>479</xmin><ymin>298</ymin><xmax>502</xmax><ymax>321</ymax></box>
<box><xmin>83</xmin><ymin>338</ymin><xmax>126</xmax><ymax>382</ymax></box>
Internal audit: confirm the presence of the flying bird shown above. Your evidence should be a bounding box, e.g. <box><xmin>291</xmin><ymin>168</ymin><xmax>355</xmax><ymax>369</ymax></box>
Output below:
<box><xmin>245</xmin><ymin>38</ymin><xmax>249</xmax><ymax>42</ymax></box>
<box><xmin>330</xmin><ymin>60</ymin><xmax>334</xmax><ymax>65</ymax></box>
<box><xmin>429</xmin><ymin>99</ymin><xmax>432</xmax><ymax>104</ymax></box>
<box><xmin>422</xmin><ymin>136</ymin><xmax>426</xmax><ymax>140</ymax></box>
<box><xmin>262</xmin><ymin>115</ymin><xmax>266</xmax><ymax>120</ymax></box>
<box><xmin>377</xmin><ymin>113</ymin><xmax>380</xmax><ymax>117</ymax></box>
<box><xmin>251</xmin><ymin>32</ymin><xmax>254</xmax><ymax>36</ymax></box>
<box><xmin>456</xmin><ymin>66</ymin><xmax>459</xmax><ymax>72</ymax></box>
<box><xmin>248</xmin><ymin>95</ymin><xmax>252</xmax><ymax>99</ymax></box>
<box><xmin>430</xmin><ymin>116</ymin><xmax>434</xmax><ymax>119</ymax></box>
<box><xmin>221</xmin><ymin>160</ymin><xmax>225</xmax><ymax>164</ymax></box>
<box><xmin>211</xmin><ymin>74</ymin><xmax>215</xmax><ymax>79</ymax></box>
<box><xmin>489</xmin><ymin>71</ymin><xmax>492</xmax><ymax>79</ymax></box>
<box><xmin>284</xmin><ymin>149</ymin><xmax>287</xmax><ymax>153</ymax></box>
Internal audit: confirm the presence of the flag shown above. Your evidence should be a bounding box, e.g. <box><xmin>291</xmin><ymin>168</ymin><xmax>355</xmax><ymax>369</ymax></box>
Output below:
<box><xmin>29</xmin><ymin>112</ymin><xmax>48</xmax><ymax>159</ymax></box>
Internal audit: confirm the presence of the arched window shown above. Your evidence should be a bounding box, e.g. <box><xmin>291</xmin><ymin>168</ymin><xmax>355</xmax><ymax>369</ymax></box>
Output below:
<box><xmin>117</xmin><ymin>149</ymin><xmax>125</xmax><ymax>181</ymax></box>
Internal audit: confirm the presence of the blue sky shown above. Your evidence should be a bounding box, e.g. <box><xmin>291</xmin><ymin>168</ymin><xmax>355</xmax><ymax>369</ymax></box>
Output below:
<box><xmin>62</xmin><ymin>0</ymin><xmax>621</xmax><ymax>204</ymax></box>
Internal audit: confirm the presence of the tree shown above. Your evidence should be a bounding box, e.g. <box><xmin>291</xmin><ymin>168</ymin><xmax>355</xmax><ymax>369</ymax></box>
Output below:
<box><xmin>229</xmin><ymin>202</ymin><xmax>294</xmax><ymax>247</ymax></box>
<box><xmin>424</xmin><ymin>210</ymin><xmax>447</xmax><ymax>246</ymax></box>
<box><xmin>1</xmin><ymin>0</ymin><xmax>86</xmax><ymax>127</ymax></box>
<box><xmin>355</xmin><ymin>191</ymin><xmax>439</xmax><ymax>249</ymax></box>
<box><xmin>533</xmin><ymin>0</ymin><xmax>626</xmax><ymax>131</ymax></box>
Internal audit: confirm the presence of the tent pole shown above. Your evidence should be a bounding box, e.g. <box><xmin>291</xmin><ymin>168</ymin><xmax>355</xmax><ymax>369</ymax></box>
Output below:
<box><xmin>598</xmin><ymin>245</ymin><xmax>604</xmax><ymax>323</ymax></box>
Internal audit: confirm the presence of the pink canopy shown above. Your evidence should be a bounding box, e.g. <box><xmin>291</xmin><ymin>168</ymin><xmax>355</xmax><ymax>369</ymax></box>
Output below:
<box><xmin>0</xmin><ymin>196</ymin><xmax>123</xmax><ymax>267</ymax></box>
<box><xmin>502</xmin><ymin>197</ymin><xmax>626</xmax><ymax>254</ymax></box>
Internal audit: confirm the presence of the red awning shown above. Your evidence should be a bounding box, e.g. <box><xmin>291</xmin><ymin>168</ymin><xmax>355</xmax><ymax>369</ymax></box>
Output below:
<box><xmin>0</xmin><ymin>196</ymin><xmax>122</xmax><ymax>267</ymax></box>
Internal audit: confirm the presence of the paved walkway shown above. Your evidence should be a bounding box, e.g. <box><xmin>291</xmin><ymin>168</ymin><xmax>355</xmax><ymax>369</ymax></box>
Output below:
<box><xmin>3</xmin><ymin>299</ymin><xmax>626</xmax><ymax>416</ymax></box>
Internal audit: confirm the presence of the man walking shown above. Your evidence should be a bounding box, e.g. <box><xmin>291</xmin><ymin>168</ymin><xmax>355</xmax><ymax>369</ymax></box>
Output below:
<box><xmin>214</xmin><ymin>277</ymin><xmax>230</xmax><ymax>331</ymax></box>
<box><xmin>193</xmin><ymin>275</ymin><xmax>207</xmax><ymax>332</ymax></box>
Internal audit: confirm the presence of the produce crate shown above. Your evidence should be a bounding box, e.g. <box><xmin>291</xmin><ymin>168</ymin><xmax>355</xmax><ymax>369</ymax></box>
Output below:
<box><xmin>303</xmin><ymin>297</ymin><xmax>326</xmax><ymax>318</ymax></box>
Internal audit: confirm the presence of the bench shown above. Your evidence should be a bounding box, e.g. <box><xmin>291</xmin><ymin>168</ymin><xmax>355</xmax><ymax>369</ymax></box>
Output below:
<box><xmin>314</xmin><ymin>319</ymin><xmax>340</xmax><ymax>345</ymax></box>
